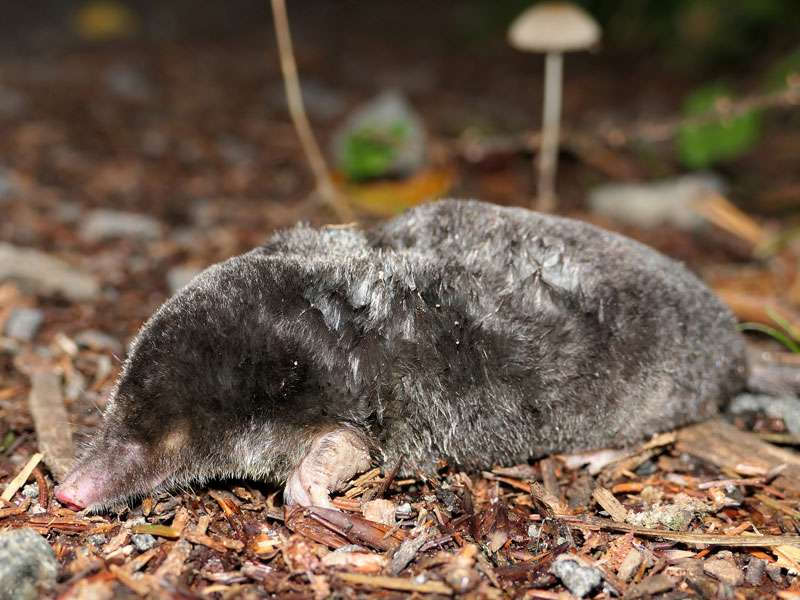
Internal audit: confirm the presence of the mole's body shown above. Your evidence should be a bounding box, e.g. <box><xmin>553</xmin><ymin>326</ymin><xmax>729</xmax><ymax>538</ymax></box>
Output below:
<box><xmin>56</xmin><ymin>199</ymin><xmax>747</xmax><ymax>510</ymax></box>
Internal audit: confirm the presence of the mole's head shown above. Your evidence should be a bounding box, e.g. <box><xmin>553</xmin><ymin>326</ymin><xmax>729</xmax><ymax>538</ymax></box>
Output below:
<box><xmin>55</xmin><ymin>255</ymin><xmax>308</xmax><ymax>510</ymax></box>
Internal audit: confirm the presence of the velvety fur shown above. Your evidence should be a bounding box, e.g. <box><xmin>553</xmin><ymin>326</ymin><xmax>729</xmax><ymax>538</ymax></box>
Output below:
<box><xmin>70</xmin><ymin>199</ymin><xmax>748</xmax><ymax>506</ymax></box>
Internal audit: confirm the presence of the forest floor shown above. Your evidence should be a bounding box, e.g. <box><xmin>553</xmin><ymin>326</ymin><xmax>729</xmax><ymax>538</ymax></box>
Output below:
<box><xmin>1</xmin><ymin>4</ymin><xmax>800</xmax><ymax>598</ymax></box>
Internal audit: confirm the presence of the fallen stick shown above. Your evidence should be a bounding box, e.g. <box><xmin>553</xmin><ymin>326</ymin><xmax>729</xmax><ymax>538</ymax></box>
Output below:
<box><xmin>27</xmin><ymin>370</ymin><xmax>75</xmax><ymax>481</ymax></box>
<box><xmin>1</xmin><ymin>452</ymin><xmax>43</xmax><ymax>502</ymax></box>
<box><xmin>336</xmin><ymin>573</ymin><xmax>452</xmax><ymax>595</ymax></box>
<box><xmin>560</xmin><ymin>514</ymin><xmax>800</xmax><ymax>547</ymax></box>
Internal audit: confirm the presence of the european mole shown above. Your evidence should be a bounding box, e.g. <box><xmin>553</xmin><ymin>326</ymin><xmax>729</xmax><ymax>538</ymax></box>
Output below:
<box><xmin>55</xmin><ymin>199</ymin><xmax>747</xmax><ymax>510</ymax></box>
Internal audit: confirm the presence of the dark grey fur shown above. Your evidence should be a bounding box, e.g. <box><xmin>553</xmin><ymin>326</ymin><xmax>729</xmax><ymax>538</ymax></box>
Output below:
<box><xmin>76</xmin><ymin>199</ymin><xmax>748</xmax><ymax>505</ymax></box>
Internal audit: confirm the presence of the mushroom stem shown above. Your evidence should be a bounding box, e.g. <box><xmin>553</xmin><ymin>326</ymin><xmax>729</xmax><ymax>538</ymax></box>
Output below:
<box><xmin>536</xmin><ymin>51</ymin><xmax>563</xmax><ymax>212</ymax></box>
<box><xmin>270</xmin><ymin>0</ymin><xmax>352</xmax><ymax>221</ymax></box>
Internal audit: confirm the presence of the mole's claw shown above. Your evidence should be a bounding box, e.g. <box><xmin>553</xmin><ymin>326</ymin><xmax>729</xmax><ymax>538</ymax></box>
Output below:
<box><xmin>283</xmin><ymin>428</ymin><xmax>371</xmax><ymax>509</ymax></box>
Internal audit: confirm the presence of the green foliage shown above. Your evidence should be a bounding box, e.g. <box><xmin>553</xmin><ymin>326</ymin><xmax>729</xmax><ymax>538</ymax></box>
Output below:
<box><xmin>739</xmin><ymin>307</ymin><xmax>800</xmax><ymax>353</ymax></box>
<box><xmin>340</xmin><ymin>122</ymin><xmax>410</xmax><ymax>181</ymax></box>
<box><xmin>677</xmin><ymin>83</ymin><xmax>761</xmax><ymax>168</ymax></box>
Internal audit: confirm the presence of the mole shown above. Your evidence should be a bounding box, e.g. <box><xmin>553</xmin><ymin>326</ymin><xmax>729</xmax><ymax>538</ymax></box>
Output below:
<box><xmin>55</xmin><ymin>198</ymin><xmax>749</xmax><ymax>510</ymax></box>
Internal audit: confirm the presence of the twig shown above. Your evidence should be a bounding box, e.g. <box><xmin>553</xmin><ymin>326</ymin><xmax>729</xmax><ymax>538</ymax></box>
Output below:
<box><xmin>269</xmin><ymin>0</ymin><xmax>352</xmax><ymax>221</ymax></box>
<box><xmin>560</xmin><ymin>514</ymin><xmax>800</xmax><ymax>547</ymax></box>
<box><xmin>376</xmin><ymin>457</ymin><xmax>404</xmax><ymax>498</ymax></box>
<box><xmin>1</xmin><ymin>452</ymin><xmax>43</xmax><ymax>502</ymax></box>
<box><xmin>336</xmin><ymin>572</ymin><xmax>453</xmax><ymax>595</ymax></box>
<box><xmin>592</xmin><ymin>487</ymin><xmax>628</xmax><ymax>523</ymax></box>
<box><xmin>26</xmin><ymin>370</ymin><xmax>75</xmax><ymax>481</ymax></box>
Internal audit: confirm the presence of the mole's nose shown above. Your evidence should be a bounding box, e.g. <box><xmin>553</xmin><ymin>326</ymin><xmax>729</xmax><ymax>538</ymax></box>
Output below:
<box><xmin>54</xmin><ymin>484</ymin><xmax>85</xmax><ymax>510</ymax></box>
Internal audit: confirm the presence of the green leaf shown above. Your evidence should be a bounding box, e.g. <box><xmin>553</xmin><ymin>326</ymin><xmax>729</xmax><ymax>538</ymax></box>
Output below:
<box><xmin>339</xmin><ymin>121</ymin><xmax>410</xmax><ymax>181</ymax></box>
<box><xmin>677</xmin><ymin>83</ymin><xmax>762</xmax><ymax>168</ymax></box>
<box><xmin>739</xmin><ymin>322</ymin><xmax>800</xmax><ymax>353</ymax></box>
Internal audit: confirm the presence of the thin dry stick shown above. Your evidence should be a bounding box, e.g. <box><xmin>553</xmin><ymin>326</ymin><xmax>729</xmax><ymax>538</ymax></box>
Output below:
<box><xmin>269</xmin><ymin>0</ymin><xmax>352</xmax><ymax>221</ymax></box>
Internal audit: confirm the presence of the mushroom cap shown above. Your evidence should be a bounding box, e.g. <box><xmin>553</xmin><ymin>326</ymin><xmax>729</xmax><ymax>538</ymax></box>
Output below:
<box><xmin>508</xmin><ymin>2</ymin><xmax>600</xmax><ymax>53</ymax></box>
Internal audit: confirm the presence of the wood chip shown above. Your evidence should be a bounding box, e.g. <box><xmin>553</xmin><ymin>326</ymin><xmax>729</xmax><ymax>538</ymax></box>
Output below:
<box><xmin>562</xmin><ymin>514</ymin><xmax>800</xmax><ymax>547</ymax></box>
<box><xmin>336</xmin><ymin>572</ymin><xmax>452</xmax><ymax>595</ymax></box>
<box><xmin>26</xmin><ymin>371</ymin><xmax>75</xmax><ymax>481</ymax></box>
<box><xmin>109</xmin><ymin>564</ymin><xmax>151</xmax><ymax>596</ymax></box>
<box><xmin>676</xmin><ymin>419</ymin><xmax>800</xmax><ymax>493</ymax></box>
<box><xmin>1</xmin><ymin>452</ymin><xmax>43</xmax><ymax>502</ymax></box>
<box><xmin>593</xmin><ymin>487</ymin><xmax>628</xmax><ymax>522</ymax></box>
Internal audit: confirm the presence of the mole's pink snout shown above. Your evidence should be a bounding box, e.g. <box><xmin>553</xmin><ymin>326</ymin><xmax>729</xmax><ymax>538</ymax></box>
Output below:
<box><xmin>55</xmin><ymin>440</ymin><xmax>148</xmax><ymax>510</ymax></box>
<box><xmin>55</xmin><ymin>464</ymin><xmax>111</xmax><ymax>510</ymax></box>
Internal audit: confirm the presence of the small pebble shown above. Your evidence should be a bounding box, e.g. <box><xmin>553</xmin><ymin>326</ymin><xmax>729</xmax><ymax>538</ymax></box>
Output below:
<box><xmin>617</xmin><ymin>548</ymin><xmax>643</xmax><ymax>582</ymax></box>
<box><xmin>131</xmin><ymin>534</ymin><xmax>157</xmax><ymax>552</ymax></box>
<box><xmin>21</xmin><ymin>483</ymin><xmax>39</xmax><ymax>499</ymax></box>
<box><xmin>395</xmin><ymin>502</ymin><xmax>413</xmax><ymax>517</ymax></box>
<box><xmin>81</xmin><ymin>209</ymin><xmax>163</xmax><ymax>241</ymax></box>
<box><xmin>4</xmin><ymin>308</ymin><xmax>44</xmax><ymax>341</ymax></box>
<box><xmin>745</xmin><ymin>557</ymin><xmax>765</xmax><ymax>586</ymax></box>
<box><xmin>167</xmin><ymin>266</ymin><xmax>203</xmax><ymax>294</ymax></box>
<box><xmin>75</xmin><ymin>329</ymin><xmax>122</xmax><ymax>354</ymax></box>
<box><xmin>87</xmin><ymin>534</ymin><xmax>107</xmax><ymax>546</ymax></box>
<box><xmin>766</xmin><ymin>562</ymin><xmax>783</xmax><ymax>584</ymax></box>
<box><xmin>0</xmin><ymin>528</ymin><xmax>58</xmax><ymax>600</ymax></box>
<box><xmin>703</xmin><ymin>557</ymin><xmax>744</xmax><ymax>587</ymax></box>
<box><xmin>551</xmin><ymin>555</ymin><xmax>602</xmax><ymax>598</ymax></box>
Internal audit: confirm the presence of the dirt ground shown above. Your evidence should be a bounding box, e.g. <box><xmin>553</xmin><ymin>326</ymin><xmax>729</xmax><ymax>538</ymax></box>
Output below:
<box><xmin>1</xmin><ymin>2</ymin><xmax>800</xmax><ymax>598</ymax></box>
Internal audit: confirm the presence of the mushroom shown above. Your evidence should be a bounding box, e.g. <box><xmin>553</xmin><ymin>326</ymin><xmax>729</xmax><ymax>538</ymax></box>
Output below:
<box><xmin>508</xmin><ymin>2</ymin><xmax>600</xmax><ymax>212</ymax></box>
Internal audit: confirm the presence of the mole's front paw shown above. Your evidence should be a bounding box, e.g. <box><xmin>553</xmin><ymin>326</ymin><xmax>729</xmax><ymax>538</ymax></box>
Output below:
<box><xmin>283</xmin><ymin>428</ymin><xmax>372</xmax><ymax>508</ymax></box>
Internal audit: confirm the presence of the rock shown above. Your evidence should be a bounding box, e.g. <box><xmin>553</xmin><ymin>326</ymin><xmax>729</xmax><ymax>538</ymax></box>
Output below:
<box><xmin>617</xmin><ymin>548</ymin><xmax>643</xmax><ymax>582</ymax></box>
<box><xmin>551</xmin><ymin>554</ymin><xmax>602</xmax><ymax>598</ymax></box>
<box><xmin>167</xmin><ymin>266</ymin><xmax>203</xmax><ymax>294</ymax></box>
<box><xmin>332</xmin><ymin>90</ymin><xmax>427</xmax><ymax>181</ymax></box>
<box><xmin>4</xmin><ymin>308</ymin><xmax>44</xmax><ymax>341</ymax></box>
<box><xmin>362</xmin><ymin>499</ymin><xmax>396</xmax><ymax>525</ymax></box>
<box><xmin>269</xmin><ymin>80</ymin><xmax>346</xmax><ymax>120</ymax></box>
<box><xmin>105</xmin><ymin>64</ymin><xmax>152</xmax><ymax>102</ymax></box>
<box><xmin>588</xmin><ymin>173</ymin><xmax>724</xmax><ymax>230</ymax></box>
<box><xmin>0</xmin><ymin>167</ymin><xmax>16</xmax><ymax>200</ymax></box>
<box><xmin>395</xmin><ymin>502</ymin><xmax>412</xmax><ymax>518</ymax></box>
<box><xmin>21</xmin><ymin>483</ymin><xmax>39</xmax><ymax>499</ymax></box>
<box><xmin>81</xmin><ymin>209</ymin><xmax>164</xmax><ymax>241</ymax></box>
<box><xmin>0</xmin><ymin>86</ymin><xmax>24</xmax><ymax>117</ymax></box>
<box><xmin>765</xmin><ymin>562</ymin><xmax>783</xmax><ymax>584</ymax></box>
<box><xmin>74</xmin><ymin>329</ymin><xmax>122</xmax><ymax>354</ymax></box>
<box><xmin>131</xmin><ymin>533</ymin><xmax>157</xmax><ymax>552</ymax></box>
<box><xmin>87</xmin><ymin>534</ymin><xmax>107</xmax><ymax>546</ymax></box>
<box><xmin>703</xmin><ymin>557</ymin><xmax>744</xmax><ymax>587</ymax></box>
<box><xmin>0</xmin><ymin>528</ymin><xmax>58</xmax><ymax>600</ymax></box>
<box><xmin>729</xmin><ymin>394</ymin><xmax>800</xmax><ymax>434</ymax></box>
<box><xmin>0</xmin><ymin>243</ymin><xmax>100</xmax><ymax>301</ymax></box>
<box><xmin>745</xmin><ymin>557</ymin><xmax>765</xmax><ymax>586</ymax></box>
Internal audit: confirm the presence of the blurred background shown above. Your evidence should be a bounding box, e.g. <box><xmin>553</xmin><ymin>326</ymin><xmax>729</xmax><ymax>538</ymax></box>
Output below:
<box><xmin>0</xmin><ymin>0</ymin><xmax>799</xmax><ymax>382</ymax></box>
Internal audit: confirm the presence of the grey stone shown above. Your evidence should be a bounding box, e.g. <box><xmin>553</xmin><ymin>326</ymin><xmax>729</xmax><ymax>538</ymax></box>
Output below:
<box><xmin>0</xmin><ymin>167</ymin><xmax>15</xmax><ymax>200</ymax></box>
<box><xmin>551</xmin><ymin>555</ymin><xmax>602</xmax><ymax>598</ymax></box>
<box><xmin>21</xmin><ymin>483</ymin><xmax>39</xmax><ymax>499</ymax></box>
<box><xmin>730</xmin><ymin>394</ymin><xmax>800</xmax><ymax>434</ymax></box>
<box><xmin>87</xmin><ymin>534</ymin><xmax>107</xmax><ymax>546</ymax></box>
<box><xmin>0</xmin><ymin>528</ymin><xmax>58</xmax><ymax>600</ymax></box>
<box><xmin>75</xmin><ymin>329</ymin><xmax>122</xmax><ymax>354</ymax></box>
<box><xmin>81</xmin><ymin>209</ymin><xmax>164</xmax><ymax>241</ymax></box>
<box><xmin>131</xmin><ymin>533</ymin><xmax>157</xmax><ymax>552</ymax></box>
<box><xmin>588</xmin><ymin>173</ymin><xmax>724</xmax><ymax>230</ymax></box>
<box><xmin>0</xmin><ymin>86</ymin><xmax>24</xmax><ymax>117</ymax></box>
<box><xmin>105</xmin><ymin>64</ymin><xmax>152</xmax><ymax>102</ymax></box>
<box><xmin>4</xmin><ymin>308</ymin><xmax>44</xmax><ymax>341</ymax></box>
<box><xmin>167</xmin><ymin>266</ymin><xmax>203</xmax><ymax>294</ymax></box>
<box><xmin>268</xmin><ymin>80</ymin><xmax>346</xmax><ymax>120</ymax></box>
<box><xmin>745</xmin><ymin>557</ymin><xmax>765</xmax><ymax>586</ymax></box>
<box><xmin>704</xmin><ymin>557</ymin><xmax>744</xmax><ymax>587</ymax></box>
<box><xmin>0</xmin><ymin>243</ymin><xmax>100</xmax><ymax>301</ymax></box>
